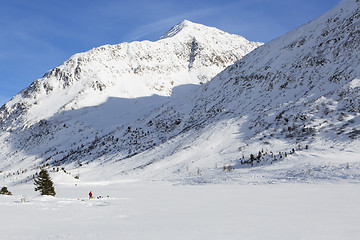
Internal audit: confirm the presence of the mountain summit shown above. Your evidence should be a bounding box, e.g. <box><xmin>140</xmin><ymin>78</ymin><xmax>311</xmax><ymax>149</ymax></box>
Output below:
<box><xmin>0</xmin><ymin>20</ymin><xmax>261</xmax><ymax>129</ymax></box>
<box><xmin>159</xmin><ymin>20</ymin><xmax>237</xmax><ymax>40</ymax></box>
<box><xmin>0</xmin><ymin>21</ymin><xmax>261</xmax><ymax>181</ymax></box>
<box><xmin>159</xmin><ymin>20</ymin><xmax>201</xmax><ymax>39</ymax></box>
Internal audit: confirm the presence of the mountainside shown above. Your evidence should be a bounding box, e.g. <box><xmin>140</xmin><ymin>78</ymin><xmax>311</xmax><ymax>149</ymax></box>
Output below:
<box><xmin>0</xmin><ymin>20</ymin><xmax>261</xmax><ymax>129</ymax></box>
<box><xmin>89</xmin><ymin>0</ymin><xmax>360</xmax><ymax>183</ymax></box>
<box><xmin>0</xmin><ymin>20</ymin><xmax>262</xmax><ymax>182</ymax></box>
<box><xmin>188</xmin><ymin>0</ymin><xmax>360</xmax><ymax>146</ymax></box>
<box><xmin>1</xmin><ymin>0</ymin><xmax>360</xmax><ymax>185</ymax></box>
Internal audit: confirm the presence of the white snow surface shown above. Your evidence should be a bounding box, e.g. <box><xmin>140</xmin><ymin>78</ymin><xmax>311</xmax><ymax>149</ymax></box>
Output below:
<box><xmin>1</xmin><ymin>177</ymin><xmax>360</xmax><ymax>240</ymax></box>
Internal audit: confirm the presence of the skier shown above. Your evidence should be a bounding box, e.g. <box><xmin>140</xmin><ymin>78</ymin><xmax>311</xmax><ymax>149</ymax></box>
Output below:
<box><xmin>89</xmin><ymin>191</ymin><xmax>93</xmax><ymax>199</ymax></box>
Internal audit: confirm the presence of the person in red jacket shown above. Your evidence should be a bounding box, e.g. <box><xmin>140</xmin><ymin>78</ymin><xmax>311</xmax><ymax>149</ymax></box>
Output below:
<box><xmin>89</xmin><ymin>191</ymin><xmax>93</xmax><ymax>199</ymax></box>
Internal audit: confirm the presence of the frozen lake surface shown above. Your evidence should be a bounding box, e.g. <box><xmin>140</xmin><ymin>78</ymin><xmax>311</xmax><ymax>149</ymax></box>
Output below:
<box><xmin>1</xmin><ymin>180</ymin><xmax>359</xmax><ymax>240</ymax></box>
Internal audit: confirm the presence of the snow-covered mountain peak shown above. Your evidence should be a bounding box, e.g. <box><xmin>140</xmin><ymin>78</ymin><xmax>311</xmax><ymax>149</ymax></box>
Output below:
<box><xmin>98</xmin><ymin>0</ymin><xmax>360</xmax><ymax>180</ymax></box>
<box><xmin>0</xmin><ymin>21</ymin><xmax>261</xmax><ymax>130</ymax></box>
<box><xmin>158</xmin><ymin>20</ymin><xmax>193</xmax><ymax>39</ymax></box>
<box><xmin>158</xmin><ymin>20</ymin><xmax>248</xmax><ymax>43</ymax></box>
<box><xmin>1</xmin><ymin>0</ymin><xmax>360</xmax><ymax>185</ymax></box>
<box><xmin>159</xmin><ymin>20</ymin><xmax>216</xmax><ymax>40</ymax></box>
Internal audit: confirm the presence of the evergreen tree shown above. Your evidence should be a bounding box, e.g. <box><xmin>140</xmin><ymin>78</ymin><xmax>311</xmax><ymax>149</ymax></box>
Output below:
<box><xmin>34</xmin><ymin>169</ymin><xmax>56</xmax><ymax>196</ymax></box>
<box><xmin>250</xmin><ymin>154</ymin><xmax>255</xmax><ymax>167</ymax></box>
<box><xmin>0</xmin><ymin>186</ymin><xmax>12</xmax><ymax>195</ymax></box>
<box><xmin>257</xmin><ymin>151</ymin><xmax>262</xmax><ymax>161</ymax></box>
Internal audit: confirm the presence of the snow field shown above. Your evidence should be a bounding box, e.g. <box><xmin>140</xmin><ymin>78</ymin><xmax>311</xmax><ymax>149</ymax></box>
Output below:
<box><xmin>1</xmin><ymin>180</ymin><xmax>360</xmax><ymax>240</ymax></box>
<box><xmin>0</xmin><ymin>1</ymin><xmax>360</xmax><ymax>239</ymax></box>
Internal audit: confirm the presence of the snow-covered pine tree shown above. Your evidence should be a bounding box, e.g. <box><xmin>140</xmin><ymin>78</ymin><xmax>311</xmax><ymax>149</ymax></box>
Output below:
<box><xmin>34</xmin><ymin>169</ymin><xmax>56</xmax><ymax>196</ymax></box>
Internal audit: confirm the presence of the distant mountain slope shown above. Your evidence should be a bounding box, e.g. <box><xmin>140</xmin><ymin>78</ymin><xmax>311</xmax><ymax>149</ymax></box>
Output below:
<box><xmin>196</xmin><ymin>0</ymin><xmax>360</xmax><ymax>143</ymax></box>
<box><xmin>0</xmin><ymin>21</ymin><xmax>261</xmax><ymax>180</ymax></box>
<box><xmin>1</xmin><ymin>0</ymin><xmax>360</xmax><ymax>184</ymax></box>
<box><xmin>0</xmin><ymin>20</ymin><xmax>261</xmax><ymax>129</ymax></box>
<box><xmin>98</xmin><ymin>0</ymin><xmax>360</xmax><ymax>182</ymax></box>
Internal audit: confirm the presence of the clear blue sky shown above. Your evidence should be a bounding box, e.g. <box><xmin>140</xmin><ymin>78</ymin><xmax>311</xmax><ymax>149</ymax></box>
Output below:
<box><xmin>0</xmin><ymin>0</ymin><xmax>342</xmax><ymax>106</ymax></box>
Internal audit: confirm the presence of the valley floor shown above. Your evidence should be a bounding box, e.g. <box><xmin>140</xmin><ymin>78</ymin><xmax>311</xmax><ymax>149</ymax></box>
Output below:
<box><xmin>1</xmin><ymin>179</ymin><xmax>359</xmax><ymax>240</ymax></box>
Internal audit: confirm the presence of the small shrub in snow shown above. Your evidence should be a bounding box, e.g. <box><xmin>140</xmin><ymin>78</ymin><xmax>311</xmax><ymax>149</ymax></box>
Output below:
<box><xmin>0</xmin><ymin>186</ymin><xmax>12</xmax><ymax>195</ymax></box>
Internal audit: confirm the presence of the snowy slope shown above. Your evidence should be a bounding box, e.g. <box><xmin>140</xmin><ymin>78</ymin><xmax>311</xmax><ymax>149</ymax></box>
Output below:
<box><xmin>82</xmin><ymin>0</ymin><xmax>360</xmax><ymax>183</ymax></box>
<box><xmin>1</xmin><ymin>0</ymin><xmax>360</xmax><ymax>185</ymax></box>
<box><xmin>124</xmin><ymin>0</ymin><xmax>360</xmax><ymax>182</ymax></box>
<box><xmin>0</xmin><ymin>20</ymin><xmax>261</xmax><ymax>129</ymax></box>
<box><xmin>0</xmin><ymin>20</ymin><xmax>261</xmax><ymax>181</ymax></box>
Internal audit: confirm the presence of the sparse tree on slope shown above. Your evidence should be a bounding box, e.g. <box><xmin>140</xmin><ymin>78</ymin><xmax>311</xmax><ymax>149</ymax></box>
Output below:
<box><xmin>34</xmin><ymin>169</ymin><xmax>56</xmax><ymax>196</ymax></box>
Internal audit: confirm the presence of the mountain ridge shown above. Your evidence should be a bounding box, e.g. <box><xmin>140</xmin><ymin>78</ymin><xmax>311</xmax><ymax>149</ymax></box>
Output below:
<box><xmin>1</xmin><ymin>1</ymin><xmax>360</xmax><ymax>184</ymax></box>
<box><xmin>0</xmin><ymin>20</ymin><xmax>261</xmax><ymax>130</ymax></box>
<box><xmin>91</xmin><ymin>0</ymin><xmax>360</xmax><ymax>182</ymax></box>
<box><xmin>0</xmin><ymin>20</ymin><xmax>262</xmax><ymax>182</ymax></box>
